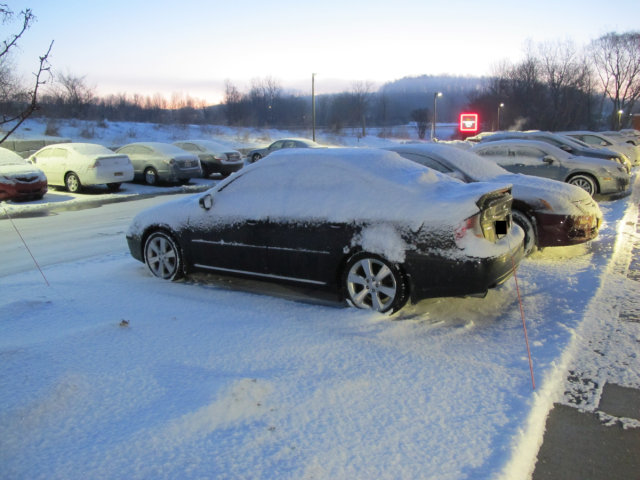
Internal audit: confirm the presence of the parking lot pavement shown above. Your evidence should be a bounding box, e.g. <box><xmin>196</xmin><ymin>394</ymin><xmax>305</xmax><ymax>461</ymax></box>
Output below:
<box><xmin>532</xmin><ymin>203</ymin><xmax>640</xmax><ymax>480</ymax></box>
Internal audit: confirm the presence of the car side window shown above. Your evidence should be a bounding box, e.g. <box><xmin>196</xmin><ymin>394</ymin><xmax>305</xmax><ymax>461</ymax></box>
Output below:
<box><xmin>476</xmin><ymin>146</ymin><xmax>508</xmax><ymax>157</ymax></box>
<box><xmin>269</xmin><ymin>141</ymin><xmax>284</xmax><ymax>150</ymax></box>
<box><xmin>283</xmin><ymin>141</ymin><xmax>297</xmax><ymax>148</ymax></box>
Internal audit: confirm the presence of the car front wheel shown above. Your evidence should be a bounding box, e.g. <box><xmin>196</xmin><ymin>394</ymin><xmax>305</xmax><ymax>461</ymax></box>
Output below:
<box><xmin>512</xmin><ymin>210</ymin><xmax>537</xmax><ymax>256</ymax></box>
<box><xmin>568</xmin><ymin>174</ymin><xmax>597</xmax><ymax>196</ymax></box>
<box><xmin>251</xmin><ymin>153</ymin><xmax>262</xmax><ymax>163</ymax></box>
<box><xmin>143</xmin><ymin>231</ymin><xmax>184</xmax><ymax>280</ymax></box>
<box><xmin>343</xmin><ymin>253</ymin><xmax>407</xmax><ymax>313</ymax></box>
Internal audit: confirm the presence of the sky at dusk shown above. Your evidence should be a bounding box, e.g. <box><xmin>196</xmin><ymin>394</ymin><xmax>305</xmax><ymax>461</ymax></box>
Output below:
<box><xmin>6</xmin><ymin>0</ymin><xmax>639</xmax><ymax>104</ymax></box>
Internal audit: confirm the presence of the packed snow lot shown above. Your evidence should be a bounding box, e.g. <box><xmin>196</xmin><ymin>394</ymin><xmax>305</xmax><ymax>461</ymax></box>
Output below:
<box><xmin>1</xmin><ymin>119</ymin><xmax>639</xmax><ymax>479</ymax></box>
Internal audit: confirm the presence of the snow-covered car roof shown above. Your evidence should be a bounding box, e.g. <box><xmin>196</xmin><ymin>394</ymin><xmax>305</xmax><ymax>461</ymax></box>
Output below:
<box><xmin>130</xmin><ymin>148</ymin><xmax>512</xmax><ymax>235</ymax></box>
<box><xmin>119</xmin><ymin>142</ymin><xmax>192</xmax><ymax>155</ymax></box>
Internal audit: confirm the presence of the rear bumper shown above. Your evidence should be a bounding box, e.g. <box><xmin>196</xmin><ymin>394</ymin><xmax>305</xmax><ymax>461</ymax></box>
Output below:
<box><xmin>405</xmin><ymin>241</ymin><xmax>525</xmax><ymax>303</ymax></box>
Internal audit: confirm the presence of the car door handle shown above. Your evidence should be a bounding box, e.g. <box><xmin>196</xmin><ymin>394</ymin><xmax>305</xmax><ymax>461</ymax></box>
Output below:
<box><xmin>246</xmin><ymin>220</ymin><xmax>258</xmax><ymax>226</ymax></box>
<box><xmin>515</xmin><ymin>163</ymin><xmax>525</xmax><ymax>167</ymax></box>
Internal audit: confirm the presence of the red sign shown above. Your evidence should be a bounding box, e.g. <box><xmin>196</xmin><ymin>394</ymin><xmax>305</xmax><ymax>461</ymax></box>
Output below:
<box><xmin>459</xmin><ymin>113</ymin><xmax>479</xmax><ymax>133</ymax></box>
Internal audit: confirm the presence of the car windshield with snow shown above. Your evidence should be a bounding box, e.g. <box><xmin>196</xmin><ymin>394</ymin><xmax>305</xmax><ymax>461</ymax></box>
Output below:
<box><xmin>388</xmin><ymin>143</ymin><xmax>602</xmax><ymax>256</ymax></box>
<box><xmin>126</xmin><ymin>148</ymin><xmax>524</xmax><ymax>313</ymax></box>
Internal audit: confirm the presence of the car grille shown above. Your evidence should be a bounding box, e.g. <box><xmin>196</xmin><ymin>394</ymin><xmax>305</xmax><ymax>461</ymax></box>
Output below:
<box><xmin>15</xmin><ymin>175</ymin><xmax>41</xmax><ymax>183</ymax></box>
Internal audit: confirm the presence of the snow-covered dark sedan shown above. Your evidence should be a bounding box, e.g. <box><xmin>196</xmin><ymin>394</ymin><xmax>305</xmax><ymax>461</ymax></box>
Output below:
<box><xmin>126</xmin><ymin>148</ymin><xmax>524</xmax><ymax>313</ymax></box>
<box><xmin>246</xmin><ymin>138</ymin><xmax>323</xmax><ymax>163</ymax></box>
<box><xmin>388</xmin><ymin>143</ymin><xmax>602</xmax><ymax>255</ymax></box>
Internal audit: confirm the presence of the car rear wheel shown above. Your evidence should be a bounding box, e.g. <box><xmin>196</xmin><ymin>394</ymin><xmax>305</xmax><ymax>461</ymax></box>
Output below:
<box><xmin>144</xmin><ymin>167</ymin><xmax>158</xmax><ymax>185</ymax></box>
<box><xmin>65</xmin><ymin>172</ymin><xmax>81</xmax><ymax>193</ymax></box>
<box><xmin>343</xmin><ymin>253</ymin><xmax>408</xmax><ymax>313</ymax></box>
<box><xmin>107</xmin><ymin>182</ymin><xmax>121</xmax><ymax>192</ymax></box>
<box><xmin>512</xmin><ymin>210</ymin><xmax>537</xmax><ymax>256</ymax></box>
<box><xmin>568</xmin><ymin>174</ymin><xmax>597</xmax><ymax>196</ymax></box>
<box><xmin>143</xmin><ymin>231</ymin><xmax>184</xmax><ymax>280</ymax></box>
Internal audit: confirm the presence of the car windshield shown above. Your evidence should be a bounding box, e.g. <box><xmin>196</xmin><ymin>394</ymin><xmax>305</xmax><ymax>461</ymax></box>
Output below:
<box><xmin>416</xmin><ymin>145</ymin><xmax>508</xmax><ymax>182</ymax></box>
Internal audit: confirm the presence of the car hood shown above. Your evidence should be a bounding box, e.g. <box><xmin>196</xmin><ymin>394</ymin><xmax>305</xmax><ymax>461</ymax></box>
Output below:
<box><xmin>0</xmin><ymin>163</ymin><xmax>46</xmax><ymax>179</ymax></box>
<box><xmin>491</xmin><ymin>173</ymin><xmax>602</xmax><ymax>217</ymax></box>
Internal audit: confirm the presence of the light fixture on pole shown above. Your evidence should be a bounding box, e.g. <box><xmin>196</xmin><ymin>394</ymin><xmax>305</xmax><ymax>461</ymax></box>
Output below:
<box><xmin>312</xmin><ymin>73</ymin><xmax>317</xmax><ymax>142</ymax></box>
<box><xmin>431</xmin><ymin>92</ymin><xmax>443</xmax><ymax>140</ymax></box>
<box><xmin>618</xmin><ymin>109</ymin><xmax>624</xmax><ymax>130</ymax></box>
<box><xmin>497</xmin><ymin>103</ymin><xmax>504</xmax><ymax>131</ymax></box>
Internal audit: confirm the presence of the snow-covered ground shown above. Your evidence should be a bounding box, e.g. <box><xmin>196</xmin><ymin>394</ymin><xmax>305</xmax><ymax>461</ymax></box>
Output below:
<box><xmin>1</xmin><ymin>119</ymin><xmax>639</xmax><ymax>479</ymax></box>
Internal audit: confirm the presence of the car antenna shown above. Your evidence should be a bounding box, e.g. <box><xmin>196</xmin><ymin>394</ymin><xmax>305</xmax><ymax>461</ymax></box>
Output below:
<box><xmin>2</xmin><ymin>204</ymin><xmax>50</xmax><ymax>286</ymax></box>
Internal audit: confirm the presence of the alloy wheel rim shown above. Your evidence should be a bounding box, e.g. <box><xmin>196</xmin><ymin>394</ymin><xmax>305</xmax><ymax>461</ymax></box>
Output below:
<box><xmin>146</xmin><ymin>236</ymin><xmax>177</xmax><ymax>278</ymax></box>
<box><xmin>347</xmin><ymin>258</ymin><xmax>397</xmax><ymax>311</ymax></box>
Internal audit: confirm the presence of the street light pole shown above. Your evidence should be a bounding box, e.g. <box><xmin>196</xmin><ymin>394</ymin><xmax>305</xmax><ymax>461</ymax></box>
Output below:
<box><xmin>431</xmin><ymin>92</ymin><xmax>442</xmax><ymax>140</ymax></box>
<box><xmin>618</xmin><ymin>109</ymin><xmax>624</xmax><ymax>130</ymax></box>
<box><xmin>497</xmin><ymin>103</ymin><xmax>504</xmax><ymax>131</ymax></box>
<box><xmin>312</xmin><ymin>73</ymin><xmax>317</xmax><ymax>142</ymax></box>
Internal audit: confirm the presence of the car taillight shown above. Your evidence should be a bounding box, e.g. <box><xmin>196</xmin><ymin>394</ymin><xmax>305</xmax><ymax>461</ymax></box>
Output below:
<box><xmin>455</xmin><ymin>213</ymin><xmax>484</xmax><ymax>243</ymax></box>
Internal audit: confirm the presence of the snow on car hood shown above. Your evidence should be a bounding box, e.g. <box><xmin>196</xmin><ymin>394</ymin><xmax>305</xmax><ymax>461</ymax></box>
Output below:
<box><xmin>492</xmin><ymin>173</ymin><xmax>602</xmax><ymax>217</ymax></box>
<box><xmin>0</xmin><ymin>163</ymin><xmax>46</xmax><ymax>181</ymax></box>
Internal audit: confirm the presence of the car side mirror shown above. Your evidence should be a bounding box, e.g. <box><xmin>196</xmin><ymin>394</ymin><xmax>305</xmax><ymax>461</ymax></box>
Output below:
<box><xmin>199</xmin><ymin>194</ymin><xmax>214</xmax><ymax>210</ymax></box>
<box><xmin>542</xmin><ymin>155</ymin><xmax>555</xmax><ymax>164</ymax></box>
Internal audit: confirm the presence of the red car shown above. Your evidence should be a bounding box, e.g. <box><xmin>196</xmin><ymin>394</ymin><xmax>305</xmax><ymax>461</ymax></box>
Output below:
<box><xmin>0</xmin><ymin>147</ymin><xmax>48</xmax><ymax>201</ymax></box>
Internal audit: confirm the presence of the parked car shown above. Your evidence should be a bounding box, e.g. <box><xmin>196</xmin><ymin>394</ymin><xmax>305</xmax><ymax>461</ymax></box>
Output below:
<box><xmin>126</xmin><ymin>148</ymin><xmax>524</xmax><ymax>313</ymax></box>
<box><xmin>247</xmin><ymin>138</ymin><xmax>323</xmax><ymax>163</ymax></box>
<box><xmin>116</xmin><ymin>142</ymin><xmax>202</xmax><ymax>185</ymax></box>
<box><xmin>387</xmin><ymin>143</ymin><xmax>602</xmax><ymax>255</ymax></box>
<box><xmin>470</xmin><ymin>140</ymin><xmax>630</xmax><ymax>197</ymax></box>
<box><xmin>559</xmin><ymin>131</ymin><xmax>639</xmax><ymax>166</ymax></box>
<box><xmin>0</xmin><ymin>147</ymin><xmax>48</xmax><ymax>201</ymax></box>
<box><xmin>28</xmin><ymin>143</ymin><xmax>134</xmax><ymax>193</ymax></box>
<box><xmin>475</xmin><ymin>131</ymin><xmax>632</xmax><ymax>173</ymax></box>
<box><xmin>173</xmin><ymin>140</ymin><xmax>244</xmax><ymax>177</ymax></box>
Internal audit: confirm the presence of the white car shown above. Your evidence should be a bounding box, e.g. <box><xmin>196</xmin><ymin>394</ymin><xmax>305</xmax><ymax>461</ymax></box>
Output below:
<box><xmin>28</xmin><ymin>143</ymin><xmax>134</xmax><ymax>193</ymax></box>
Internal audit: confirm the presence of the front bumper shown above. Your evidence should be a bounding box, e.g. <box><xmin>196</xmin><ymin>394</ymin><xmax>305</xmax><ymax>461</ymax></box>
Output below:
<box><xmin>535</xmin><ymin>212</ymin><xmax>600</xmax><ymax>247</ymax></box>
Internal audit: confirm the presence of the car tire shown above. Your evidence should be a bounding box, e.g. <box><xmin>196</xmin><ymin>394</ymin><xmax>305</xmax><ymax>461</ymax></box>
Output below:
<box><xmin>65</xmin><ymin>172</ymin><xmax>81</xmax><ymax>193</ymax></box>
<box><xmin>512</xmin><ymin>210</ymin><xmax>537</xmax><ymax>256</ymax></box>
<box><xmin>251</xmin><ymin>153</ymin><xmax>262</xmax><ymax>163</ymax></box>
<box><xmin>107</xmin><ymin>182</ymin><xmax>121</xmax><ymax>192</ymax></box>
<box><xmin>568</xmin><ymin>174</ymin><xmax>597</xmax><ymax>196</ymax></box>
<box><xmin>343</xmin><ymin>253</ymin><xmax>408</xmax><ymax>313</ymax></box>
<box><xmin>144</xmin><ymin>167</ymin><xmax>158</xmax><ymax>186</ymax></box>
<box><xmin>143</xmin><ymin>231</ymin><xmax>184</xmax><ymax>281</ymax></box>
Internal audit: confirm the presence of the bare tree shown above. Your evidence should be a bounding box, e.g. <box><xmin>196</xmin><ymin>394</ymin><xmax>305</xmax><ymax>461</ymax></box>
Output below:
<box><xmin>0</xmin><ymin>4</ymin><xmax>53</xmax><ymax>143</ymax></box>
<box><xmin>536</xmin><ymin>40</ymin><xmax>594</xmax><ymax>130</ymax></box>
<box><xmin>350</xmin><ymin>81</ymin><xmax>373</xmax><ymax>136</ymax></box>
<box><xmin>590</xmin><ymin>31</ymin><xmax>640</xmax><ymax>128</ymax></box>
